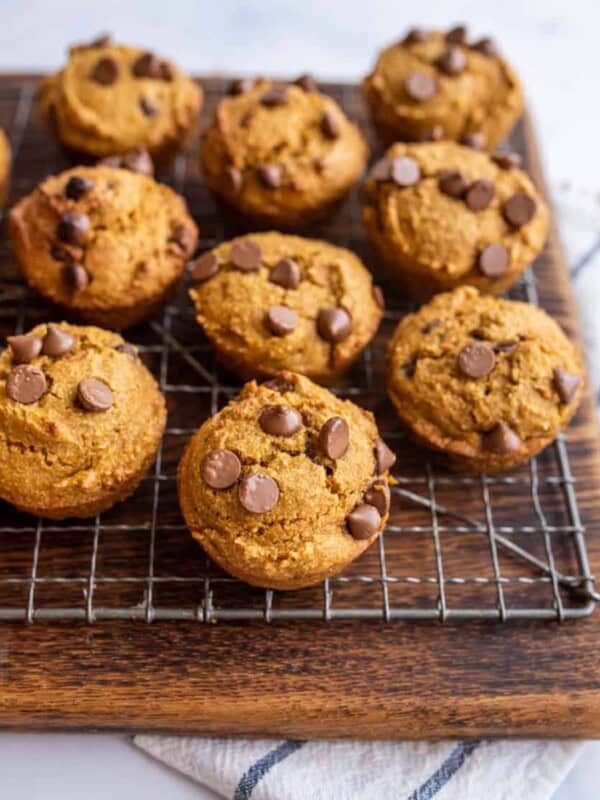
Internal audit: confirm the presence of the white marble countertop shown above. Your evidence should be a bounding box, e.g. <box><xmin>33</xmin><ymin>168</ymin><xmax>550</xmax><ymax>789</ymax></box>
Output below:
<box><xmin>0</xmin><ymin>1</ymin><xmax>599</xmax><ymax>797</ymax></box>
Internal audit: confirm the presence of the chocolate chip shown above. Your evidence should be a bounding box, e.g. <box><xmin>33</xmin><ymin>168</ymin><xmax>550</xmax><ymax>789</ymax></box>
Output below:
<box><xmin>65</xmin><ymin>175</ymin><xmax>93</xmax><ymax>200</ymax></box>
<box><xmin>321</xmin><ymin>111</ymin><xmax>340</xmax><ymax>139</ymax></box>
<box><xmin>436</xmin><ymin>46</ymin><xmax>466</xmax><ymax>75</ymax></box>
<box><xmin>483</xmin><ymin>423</ymin><xmax>522</xmax><ymax>454</ymax></box>
<box><xmin>238</xmin><ymin>473</ymin><xmax>279</xmax><ymax>513</ymax></box>
<box><xmin>317</xmin><ymin>307</ymin><xmax>352</xmax><ymax>342</ymax></box>
<box><xmin>346</xmin><ymin>503</ymin><xmax>381</xmax><ymax>540</ymax></box>
<box><xmin>6</xmin><ymin>365</ymin><xmax>47</xmax><ymax>404</ymax></box>
<box><xmin>63</xmin><ymin>264</ymin><xmax>90</xmax><ymax>291</ymax></box>
<box><xmin>319</xmin><ymin>417</ymin><xmax>349</xmax><ymax>460</ymax></box>
<box><xmin>422</xmin><ymin>319</ymin><xmax>443</xmax><ymax>334</ymax></box>
<box><xmin>493</xmin><ymin>341</ymin><xmax>518</xmax><ymax>354</ymax></box>
<box><xmin>269</xmin><ymin>258</ymin><xmax>301</xmax><ymax>289</ymax></box>
<box><xmin>51</xmin><ymin>243</ymin><xmax>71</xmax><ymax>263</ymax></box>
<box><xmin>201</xmin><ymin>449</ymin><xmax>241</xmax><ymax>489</ymax></box>
<box><xmin>191</xmin><ymin>252</ymin><xmax>219</xmax><ymax>282</ymax></box>
<box><xmin>503</xmin><ymin>193</ymin><xmax>537</xmax><ymax>227</ymax></box>
<box><xmin>42</xmin><ymin>325</ymin><xmax>74</xmax><ymax>357</ymax></box>
<box><xmin>465</xmin><ymin>179</ymin><xmax>496</xmax><ymax>211</ymax></box>
<box><xmin>369</xmin><ymin>157</ymin><xmax>392</xmax><ymax>181</ymax></box>
<box><xmin>477</xmin><ymin>243</ymin><xmax>509</xmax><ymax>277</ymax></box>
<box><xmin>391</xmin><ymin>156</ymin><xmax>421</xmax><ymax>187</ymax></box>
<box><xmin>263</xmin><ymin>377</ymin><xmax>295</xmax><ymax>393</ymax></box>
<box><xmin>115</xmin><ymin>343</ymin><xmax>137</xmax><ymax>358</ymax></box>
<box><xmin>446</xmin><ymin>25</ymin><xmax>467</xmax><ymax>44</ymax></box>
<box><xmin>457</xmin><ymin>343</ymin><xmax>496</xmax><ymax>378</ymax></box>
<box><xmin>295</xmin><ymin>74</ymin><xmax>318</xmax><ymax>92</ymax></box>
<box><xmin>402</xmin><ymin>357</ymin><xmax>417</xmax><ymax>378</ymax></box>
<box><xmin>230</xmin><ymin>239</ymin><xmax>262</xmax><ymax>271</ymax></box>
<box><xmin>90</xmin><ymin>57</ymin><xmax>119</xmax><ymax>85</ymax></box>
<box><xmin>492</xmin><ymin>151</ymin><xmax>522</xmax><ymax>170</ymax></box>
<box><xmin>471</xmin><ymin>37</ymin><xmax>498</xmax><ymax>57</ymax></box>
<box><xmin>57</xmin><ymin>211</ymin><xmax>90</xmax><ymax>246</ymax></box>
<box><xmin>257</xmin><ymin>163</ymin><xmax>284</xmax><ymax>189</ymax></box>
<box><xmin>553</xmin><ymin>368</ymin><xmax>581</xmax><ymax>404</ymax></box>
<box><xmin>121</xmin><ymin>148</ymin><xmax>154</xmax><ymax>175</ymax></box>
<box><xmin>261</xmin><ymin>86</ymin><xmax>288</xmax><ymax>107</ymax></box>
<box><xmin>461</xmin><ymin>131</ymin><xmax>486</xmax><ymax>150</ymax></box>
<box><xmin>403</xmin><ymin>28</ymin><xmax>430</xmax><ymax>44</ymax></box>
<box><xmin>266</xmin><ymin>306</ymin><xmax>298</xmax><ymax>337</ymax></box>
<box><xmin>375</xmin><ymin>437</ymin><xmax>396</xmax><ymax>474</ymax></box>
<box><xmin>169</xmin><ymin>224</ymin><xmax>194</xmax><ymax>255</ymax></box>
<box><xmin>438</xmin><ymin>170</ymin><xmax>468</xmax><ymax>198</ymax></box>
<box><xmin>89</xmin><ymin>33</ymin><xmax>112</xmax><ymax>48</ymax></box>
<box><xmin>77</xmin><ymin>378</ymin><xmax>113</xmax><ymax>412</ymax></box>
<box><xmin>7</xmin><ymin>334</ymin><xmax>42</xmax><ymax>364</ymax></box>
<box><xmin>229</xmin><ymin>78</ymin><xmax>255</xmax><ymax>95</ymax></box>
<box><xmin>404</xmin><ymin>72</ymin><xmax>437</xmax><ymax>101</ymax></box>
<box><xmin>259</xmin><ymin>404</ymin><xmax>302</xmax><ymax>436</ymax></box>
<box><xmin>364</xmin><ymin>481</ymin><xmax>390</xmax><ymax>516</ymax></box>
<box><xmin>159</xmin><ymin>61</ymin><xmax>174</xmax><ymax>81</ymax></box>
<box><xmin>372</xmin><ymin>285</ymin><xmax>385</xmax><ymax>309</ymax></box>
<box><xmin>132</xmin><ymin>51</ymin><xmax>162</xmax><ymax>79</ymax></box>
<box><xmin>140</xmin><ymin>97</ymin><xmax>158</xmax><ymax>117</ymax></box>
<box><xmin>223</xmin><ymin>166</ymin><xmax>243</xmax><ymax>194</ymax></box>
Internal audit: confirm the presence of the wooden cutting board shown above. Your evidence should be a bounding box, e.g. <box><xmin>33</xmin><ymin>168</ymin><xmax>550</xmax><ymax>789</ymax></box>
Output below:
<box><xmin>0</xmin><ymin>76</ymin><xmax>598</xmax><ymax>738</ymax></box>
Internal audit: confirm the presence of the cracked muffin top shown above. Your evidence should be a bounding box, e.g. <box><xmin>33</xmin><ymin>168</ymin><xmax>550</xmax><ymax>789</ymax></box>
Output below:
<box><xmin>38</xmin><ymin>35</ymin><xmax>202</xmax><ymax>160</ymax></box>
<box><xmin>0</xmin><ymin>323</ymin><xmax>166</xmax><ymax>518</ymax></box>
<box><xmin>362</xmin><ymin>141</ymin><xmax>549</xmax><ymax>298</ymax></box>
<box><xmin>178</xmin><ymin>371</ymin><xmax>396</xmax><ymax>589</ymax></box>
<box><xmin>9</xmin><ymin>164</ymin><xmax>198</xmax><ymax>329</ymax></box>
<box><xmin>386</xmin><ymin>287</ymin><xmax>584</xmax><ymax>473</ymax></box>
<box><xmin>200</xmin><ymin>77</ymin><xmax>368</xmax><ymax>228</ymax></box>
<box><xmin>189</xmin><ymin>232</ymin><xmax>383</xmax><ymax>382</ymax></box>
<box><xmin>363</xmin><ymin>25</ymin><xmax>523</xmax><ymax>148</ymax></box>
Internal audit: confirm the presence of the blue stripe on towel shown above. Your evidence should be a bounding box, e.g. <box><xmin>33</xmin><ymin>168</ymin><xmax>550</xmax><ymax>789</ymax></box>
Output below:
<box><xmin>407</xmin><ymin>740</ymin><xmax>481</xmax><ymax>800</ymax></box>
<box><xmin>233</xmin><ymin>740</ymin><xmax>305</xmax><ymax>800</ymax></box>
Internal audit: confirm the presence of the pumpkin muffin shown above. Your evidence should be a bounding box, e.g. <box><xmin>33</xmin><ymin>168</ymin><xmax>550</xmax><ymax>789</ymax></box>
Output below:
<box><xmin>0</xmin><ymin>128</ymin><xmax>11</xmax><ymax>208</ymax></box>
<box><xmin>200</xmin><ymin>77</ymin><xmax>368</xmax><ymax>229</ymax></box>
<box><xmin>362</xmin><ymin>141</ymin><xmax>549</xmax><ymax>298</ymax></box>
<box><xmin>178</xmin><ymin>371</ymin><xmax>396</xmax><ymax>590</ymax></box>
<box><xmin>38</xmin><ymin>35</ymin><xmax>202</xmax><ymax>162</ymax></box>
<box><xmin>189</xmin><ymin>232</ymin><xmax>383</xmax><ymax>382</ymax></box>
<box><xmin>0</xmin><ymin>323</ymin><xmax>166</xmax><ymax>518</ymax></box>
<box><xmin>363</xmin><ymin>25</ymin><xmax>523</xmax><ymax>148</ymax></box>
<box><xmin>9</xmin><ymin>164</ymin><xmax>198</xmax><ymax>329</ymax></box>
<box><xmin>386</xmin><ymin>287</ymin><xmax>584</xmax><ymax>473</ymax></box>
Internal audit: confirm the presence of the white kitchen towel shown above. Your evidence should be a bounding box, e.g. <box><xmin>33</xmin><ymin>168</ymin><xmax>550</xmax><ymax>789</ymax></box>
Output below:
<box><xmin>135</xmin><ymin>180</ymin><xmax>600</xmax><ymax>800</ymax></box>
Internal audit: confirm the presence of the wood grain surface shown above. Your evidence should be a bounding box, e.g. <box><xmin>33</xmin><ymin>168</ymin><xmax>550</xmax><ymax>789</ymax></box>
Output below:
<box><xmin>0</xmin><ymin>77</ymin><xmax>598</xmax><ymax>738</ymax></box>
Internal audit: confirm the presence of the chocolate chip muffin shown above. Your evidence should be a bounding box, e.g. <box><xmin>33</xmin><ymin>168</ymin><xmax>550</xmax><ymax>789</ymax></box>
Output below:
<box><xmin>0</xmin><ymin>323</ymin><xmax>166</xmax><ymax>518</ymax></box>
<box><xmin>386</xmin><ymin>287</ymin><xmax>584</xmax><ymax>473</ymax></box>
<box><xmin>0</xmin><ymin>128</ymin><xmax>11</xmax><ymax>208</ymax></box>
<box><xmin>362</xmin><ymin>141</ymin><xmax>549</xmax><ymax>298</ymax></box>
<box><xmin>178</xmin><ymin>371</ymin><xmax>395</xmax><ymax>589</ymax></box>
<box><xmin>200</xmin><ymin>77</ymin><xmax>368</xmax><ymax>229</ymax></box>
<box><xmin>9</xmin><ymin>164</ymin><xmax>198</xmax><ymax>329</ymax></box>
<box><xmin>38</xmin><ymin>35</ymin><xmax>202</xmax><ymax>162</ymax></box>
<box><xmin>363</xmin><ymin>25</ymin><xmax>523</xmax><ymax>148</ymax></box>
<box><xmin>189</xmin><ymin>232</ymin><xmax>383</xmax><ymax>382</ymax></box>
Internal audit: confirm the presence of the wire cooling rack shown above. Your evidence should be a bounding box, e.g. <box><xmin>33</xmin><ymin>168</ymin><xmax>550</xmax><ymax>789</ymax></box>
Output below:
<box><xmin>0</xmin><ymin>76</ymin><xmax>597</xmax><ymax>623</ymax></box>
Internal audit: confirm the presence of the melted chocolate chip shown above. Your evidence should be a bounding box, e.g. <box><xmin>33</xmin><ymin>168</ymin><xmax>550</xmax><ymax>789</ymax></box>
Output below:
<box><xmin>391</xmin><ymin>156</ymin><xmax>421</xmax><ymax>187</ymax></box>
<box><xmin>493</xmin><ymin>341</ymin><xmax>518</xmax><ymax>354</ymax></box>
<box><xmin>266</xmin><ymin>306</ymin><xmax>298</xmax><ymax>337</ymax></box>
<box><xmin>346</xmin><ymin>503</ymin><xmax>381</xmax><ymax>540</ymax></box>
<box><xmin>238</xmin><ymin>473</ymin><xmax>280</xmax><ymax>513</ymax></box>
<box><xmin>7</xmin><ymin>334</ymin><xmax>42</xmax><ymax>364</ymax></box>
<box><xmin>483</xmin><ymin>423</ymin><xmax>522</xmax><ymax>454</ymax></box>
<box><xmin>57</xmin><ymin>211</ymin><xmax>90</xmax><ymax>246</ymax></box>
<box><xmin>471</xmin><ymin>37</ymin><xmax>498</xmax><ymax>57</ymax></box>
<box><xmin>269</xmin><ymin>258</ymin><xmax>301</xmax><ymax>289</ymax></box>
<box><xmin>257</xmin><ymin>163</ymin><xmax>284</xmax><ymax>189</ymax></box>
<box><xmin>461</xmin><ymin>131</ymin><xmax>486</xmax><ymax>150</ymax></box>
<box><xmin>403</xmin><ymin>28</ymin><xmax>430</xmax><ymax>44</ymax></box>
<box><xmin>465</xmin><ymin>179</ymin><xmax>496</xmax><ymax>211</ymax></box>
<box><xmin>191</xmin><ymin>252</ymin><xmax>220</xmax><ymax>282</ymax></box>
<box><xmin>492</xmin><ymin>151</ymin><xmax>522</xmax><ymax>170</ymax></box>
<box><xmin>503</xmin><ymin>193</ymin><xmax>537</xmax><ymax>227</ymax></box>
<box><xmin>321</xmin><ymin>111</ymin><xmax>340</xmax><ymax>139</ymax></box>
<box><xmin>436</xmin><ymin>46</ymin><xmax>466</xmax><ymax>75</ymax></box>
<box><xmin>402</xmin><ymin>357</ymin><xmax>417</xmax><ymax>378</ymax></box>
<box><xmin>295</xmin><ymin>74</ymin><xmax>318</xmax><ymax>92</ymax></box>
<box><xmin>63</xmin><ymin>263</ymin><xmax>90</xmax><ymax>291</ymax></box>
<box><xmin>201</xmin><ymin>449</ymin><xmax>241</xmax><ymax>489</ymax></box>
<box><xmin>438</xmin><ymin>170</ymin><xmax>468</xmax><ymax>198</ymax></box>
<box><xmin>65</xmin><ymin>175</ymin><xmax>93</xmax><ymax>200</ymax></box>
<box><xmin>259</xmin><ymin>404</ymin><xmax>302</xmax><ymax>437</ymax></box>
<box><xmin>115</xmin><ymin>343</ymin><xmax>137</xmax><ymax>358</ymax></box>
<box><xmin>457</xmin><ymin>342</ymin><xmax>496</xmax><ymax>378</ymax></box>
<box><xmin>422</xmin><ymin>319</ymin><xmax>443</xmax><ymax>334</ymax></box>
<box><xmin>42</xmin><ymin>325</ymin><xmax>75</xmax><ymax>357</ymax></box>
<box><xmin>230</xmin><ymin>239</ymin><xmax>262</xmax><ymax>271</ymax></box>
<box><xmin>446</xmin><ymin>25</ymin><xmax>468</xmax><ymax>44</ymax></box>
<box><xmin>223</xmin><ymin>166</ymin><xmax>243</xmax><ymax>194</ymax></box>
<box><xmin>6</xmin><ymin>365</ymin><xmax>47</xmax><ymax>404</ymax></box>
<box><xmin>375</xmin><ymin>437</ymin><xmax>396</xmax><ymax>474</ymax></box>
<box><xmin>263</xmin><ymin>377</ymin><xmax>296</xmax><ymax>393</ymax></box>
<box><xmin>139</xmin><ymin>97</ymin><xmax>158</xmax><ymax>117</ymax></box>
<box><xmin>319</xmin><ymin>417</ymin><xmax>349</xmax><ymax>460</ymax></box>
<box><xmin>168</xmin><ymin>224</ymin><xmax>194</xmax><ymax>255</ymax></box>
<box><xmin>317</xmin><ymin>307</ymin><xmax>352</xmax><ymax>342</ymax></box>
<box><xmin>553</xmin><ymin>368</ymin><xmax>581</xmax><ymax>404</ymax></box>
<box><xmin>261</xmin><ymin>86</ymin><xmax>288</xmax><ymax>107</ymax></box>
<box><xmin>132</xmin><ymin>51</ymin><xmax>162</xmax><ymax>79</ymax></box>
<box><xmin>102</xmin><ymin>148</ymin><xmax>154</xmax><ymax>175</ymax></box>
<box><xmin>477</xmin><ymin>243</ymin><xmax>509</xmax><ymax>277</ymax></box>
<box><xmin>90</xmin><ymin>56</ymin><xmax>119</xmax><ymax>85</ymax></box>
<box><xmin>77</xmin><ymin>378</ymin><xmax>113</xmax><ymax>412</ymax></box>
<box><xmin>364</xmin><ymin>481</ymin><xmax>390</xmax><ymax>517</ymax></box>
<box><xmin>404</xmin><ymin>72</ymin><xmax>437</xmax><ymax>101</ymax></box>
<box><xmin>229</xmin><ymin>77</ymin><xmax>255</xmax><ymax>95</ymax></box>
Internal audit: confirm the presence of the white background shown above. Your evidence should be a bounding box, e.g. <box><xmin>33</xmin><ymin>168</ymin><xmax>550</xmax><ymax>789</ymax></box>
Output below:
<box><xmin>0</xmin><ymin>0</ymin><xmax>599</xmax><ymax>797</ymax></box>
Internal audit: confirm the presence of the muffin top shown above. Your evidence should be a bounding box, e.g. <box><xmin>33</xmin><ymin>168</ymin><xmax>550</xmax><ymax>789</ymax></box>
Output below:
<box><xmin>363</xmin><ymin>26</ymin><xmax>523</xmax><ymax>147</ymax></box>
<box><xmin>9</xmin><ymin>165</ymin><xmax>197</xmax><ymax>315</ymax></box>
<box><xmin>200</xmin><ymin>78</ymin><xmax>368</xmax><ymax>225</ymax></box>
<box><xmin>0</xmin><ymin>323</ymin><xmax>166</xmax><ymax>515</ymax></box>
<box><xmin>178</xmin><ymin>372</ymin><xmax>394</xmax><ymax>589</ymax></box>
<box><xmin>189</xmin><ymin>232</ymin><xmax>383</xmax><ymax>380</ymax></box>
<box><xmin>363</xmin><ymin>141</ymin><xmax>549</xmax><ymax>292</ymax></box>
<box><xmin>387</xmin><ymin>287</ymin><xmax>583</xmax><ymax>464</ymax></box>
<box><xmin>38</xmin><ymin>37</ymin><xmax>202</xmax><ymax>157</ymax></box>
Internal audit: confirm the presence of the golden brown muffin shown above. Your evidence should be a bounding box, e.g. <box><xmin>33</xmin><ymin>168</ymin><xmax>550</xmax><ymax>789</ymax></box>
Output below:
<box><xmin>0</xmin><ymin>129</ymin><xmax>11</xmax><ymax>208</ymax></box>
<box><xmin>362</xmin><ymin>141</ymin><xmax>549</xmax><ymax>298</ymax></box>
<box><xmin>200</xmin><ymin>77</ymin><xmax>368</xmax><ymax>229</ymax></box>
<box><xmin>0</xmin><ymin>323</ymin><xmax>166</xmax><ymax>518</ymax></box>
<box><xmin>363</xmin><ymin>25</ymin><xmax>523</xmax><ymax>148</ymax></box>
<box><xmin>178</xmin><ymin>372</ymin><xmax>396</xmax><ymax>589</ymax></box>
<box><xmin>9</xmin><ymin>164</ymin><xmax>198</xmax><ymax>329</ymax></box>
<box><xmin>38</xmin><ymin>35</ymin><xmax>202</xmax><ymax>162</ymax></box>
<box><xmin>189</xmin><ymin>232</ymin><xmax>383</xmax><ymax>382</ymax></box>
<box><xmin>386</xmin><ymin>287</ymin><xmax>584</xmax><ymax>473</ymax></box>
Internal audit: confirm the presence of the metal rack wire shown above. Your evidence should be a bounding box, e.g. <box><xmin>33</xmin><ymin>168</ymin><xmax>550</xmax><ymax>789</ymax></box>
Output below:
<box><xmin>0</xmin><ymin>76</ymin><xmax>596</xmax><ymax>623</ymax></box>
